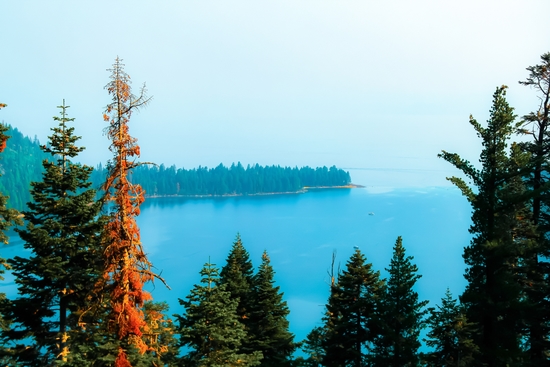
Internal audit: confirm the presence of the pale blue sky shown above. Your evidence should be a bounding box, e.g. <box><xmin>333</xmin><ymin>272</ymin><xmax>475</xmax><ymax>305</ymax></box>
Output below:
<box><xmin>2</xmin><ymin>1</ymin><xmax>549</xmax><ymax>188</ymax></box>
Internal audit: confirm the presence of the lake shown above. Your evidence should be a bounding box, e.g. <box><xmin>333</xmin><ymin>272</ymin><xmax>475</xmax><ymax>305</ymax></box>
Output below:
<box><xmin>1</xmin><ymin>185</ymin><xmax>472</xmax><ymax>343</ymax></box>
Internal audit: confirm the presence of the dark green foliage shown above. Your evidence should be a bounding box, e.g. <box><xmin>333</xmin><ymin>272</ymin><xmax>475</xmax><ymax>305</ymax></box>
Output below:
<box><xmin>218</xmin><ymin>238</ymin><xmax>296</xmax><ymax>366</ymax></box>
<box><xmin>176</xmin><ymin>261</ymin><xmax>262</xmax><ymax>367</ymax></box>
<box><xmin>93</xmin><ymin>162</ymin><xmax>352</xmax><ymax>197</ymax></box>
<box><xmin>220</xmin><ymin>234</ymin><xmax>256</xmax><ymax>353</ymax></box>
<box><xmin>439</xmin><ymin>86</ymin><xmax>528</xmax><ymax>366</ymax></box>
<box><xmin>518</xmin><ymin>52</ymin><xmax>550</xmax><ymax>365</ymax></box>
<box><xmin>1</xmin><ymin>102</ymin><xmax>105</xmax><ymax>365</ymax></box>
<box><xmin>220</xmin><ymin>234</ymin><xmax>255</xmax><ymax>320</ymax></box>
<box><xmin>249</xmin><ymin>251</ymin><xmax>296</xmax><ymax>367</ymax></box>
<box><xmin>322</xmin><ymin>249</ymin><xmax>383</xmax><ymax>367</ymax></box>
<box><xmin>423</xmin><ymin>289</ymin><xmax>478</xmax><ymax>367</ymax></box>
<box><xmin>300</xmin><ymin>326</ymin><xmax>325</xmax><ymax>367</ymax></box>
<box><xmin>373</xmin><ymin>236</ymin><xmax>428</xmax><ymax>367</ymax></box>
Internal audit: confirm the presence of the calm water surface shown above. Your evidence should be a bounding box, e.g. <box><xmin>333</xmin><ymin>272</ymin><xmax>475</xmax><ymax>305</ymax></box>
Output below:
<box><xmin>3</xmin><ymin>186</ymin><xmax>472</xmax><ymax>342</ymax></box>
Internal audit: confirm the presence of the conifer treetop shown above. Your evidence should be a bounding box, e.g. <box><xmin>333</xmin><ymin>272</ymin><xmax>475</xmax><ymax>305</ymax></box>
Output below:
<box><xmin>42</xmin><ymin>100</ymin><xmax>84</xmax><ymax>171</ymax></box>
<box><xmin>374</xmin><ymin>236</ymin><xmax>428</xmax><ymax>367</ymax></box>
<box><xmin>178</xmin><ymin>261</ymin><xmax>262</xmax><ymax>366</ymax></box>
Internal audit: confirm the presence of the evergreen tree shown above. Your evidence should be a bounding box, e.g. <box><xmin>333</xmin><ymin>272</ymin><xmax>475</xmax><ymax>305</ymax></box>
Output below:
<box><xmin>1</xmin><ymin>101</ymin><xmax>105</xmax><ymax>365</ymax></box>
<box><xmin>423</xmin><ymin>289</ymin><xmax>478</xmax><ymax>367</ymax></box>
<box><xmin>518</xmin><ymin>52</ymin><xmax>550</xmax><ymax>364</ymax></box>
<box><xmin>300</xmin><ymin>326</ymin><xmax>325</xmax><ymax>367</ymax></box>
<box><xmin>250</xmin><ymin>251</ymin><xmax>296</xmax><ymax>367</ymax></box>
<box><xmin>220</xmin><ymin>234</ymin><xmax>256</xmax><ymax>353</ymax></box>
<box><xmin>321</xmin><ymin>249</ymin><xmax>383</xmax><ymax>367</ymax></box>
<box><xmin>373</xmin><ymin>236</ymin><xmax>428</xmax><ymax>367</ymax></box>
<box><xmin>176</xmin><ymin>261</ymin><xmax>262</xmax><ymax>367</ymax></box>
<box><xmin>101</xmin><ymin>57</ymin><xmax>166</xmax><ymax>366</ymax></box>
<box><xmin>439</xmin><ymin>86</ymin><xmax>528</xmax><ymax>366</ymax></box>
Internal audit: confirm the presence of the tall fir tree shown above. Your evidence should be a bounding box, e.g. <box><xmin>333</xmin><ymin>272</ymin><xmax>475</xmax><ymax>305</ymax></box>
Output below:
<box><xmin>518</xmin><ymin>52</ymin><xmax>550</xmax><ymax>365</ymax></box>
<box><xmin>176</xmin><ymin>261</ymin><xmax>262</xmax><ymax>367</ymax></box>
<box><xmin>100</xmin><ymin>57</ymin><xmax>166</xmax><ymax>366</ymax></box>
<box><xmin>423</xmin><ymin>289</ymin><xmax>478</xmax><ymax>367</ymax></box>
<box><xmin>220</xmin><ymin>233</ymin><xmax>256</xmax><ymax>354</ymax></box>
<box><xmin>249</xmin><ymin>251</ymin><xmax>296</xmax><ymax>367</ymax></box>
<box><xmin>372</xmin><ymin>236</ymin><xmax>428</xmax><ymax>367</ymax></box>
<box><xmin>439</xmin><ymin>86</ymin><xmax>528</xmax><ymax>366</ymax></box>
<box><xmin>0</xmin><ymin>101</ymin><xmax>105</xmax><ymax>365</ymax></box>
<box><xmin>321</xmin><ymin>249</ymin><xmax>383</xmax><ymax>367</ymax></box>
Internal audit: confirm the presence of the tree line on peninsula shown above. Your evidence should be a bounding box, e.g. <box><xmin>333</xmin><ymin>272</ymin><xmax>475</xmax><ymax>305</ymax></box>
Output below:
<box><xmin>0</xmin><ymin>51</ymin><xmax>550</xmax><ymax>366</ymax></box>
<box><xmin>93</xmin><ymin>162</ymin><xmax>351</xmax><ymax>198</ymax></box>
<box><xmin>0</xmin><ymin>124</ymin><xmax>351</xmax><ymax>211</ymax></box>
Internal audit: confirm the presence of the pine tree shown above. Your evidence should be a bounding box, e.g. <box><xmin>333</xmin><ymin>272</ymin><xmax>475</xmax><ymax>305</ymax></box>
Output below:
<box><xmin>321</xmin><ymin>249</ymin><xmax>383</xmax><ymax>367</ymax></box>
<box><xmin>439</xmin><ymin>86</ymin><xmax>528</xmax><ymax>366</ymax></box>
<box><xmin>176</xmin><ymin>261</ymin><xmax>262</xmax><ymax>367</ymax></box>
<box><xmin>300</xmin><ymin>326</ymin><xmax>325</xmax><ymax>367</ymax></box>
<box><xmin>373</xmin><ymin>236</ymin><xmax>428</xmax><ymax>367</ymax></box>
<box><xmin>518</xmin><ymin>52</ymin><xmax>550</xmax><ymax>364</ymax></box>
<box><xmin>100</xmin><ymin>57</ymin><xmax>166</xmax><ymax>366</ymax></box>
<box><xmin>249</xmin><ymin>251</ymin><xmax>295</xmax><ymax>367</ymax></box>
<box><xmin>220</xmin><ymin>233</ymin><xmax>256</xmax><ymax>354</ymax></box>
<box><xmin>0</xmin><ymin>101</ymin><xmax>104</xmax><ymax>365</ymax></box>
<box><xmin>423</xmin><ymin>289</ymin><xmax>478</xmax><ymax>367</ymax></box>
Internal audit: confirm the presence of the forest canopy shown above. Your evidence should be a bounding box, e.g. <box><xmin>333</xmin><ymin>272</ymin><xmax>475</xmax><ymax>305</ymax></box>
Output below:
<box><xmin>92</xmin><ymin>162</ymin><xmax>352</xmax><ymax>198</ymax></box>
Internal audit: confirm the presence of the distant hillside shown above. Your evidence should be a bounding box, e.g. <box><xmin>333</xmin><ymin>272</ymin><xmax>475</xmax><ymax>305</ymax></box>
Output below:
<box><xmin>0</xmin><ymin>124</ymin><xmax>353</xmax><ymax>210</ymax></box>
<box><xmin>0</xmin><ymin>125</ymin><xmax>48</xmax><ymax>210</ymax></box>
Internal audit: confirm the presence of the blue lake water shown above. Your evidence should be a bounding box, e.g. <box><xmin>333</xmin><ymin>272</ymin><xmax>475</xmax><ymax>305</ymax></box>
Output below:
<box><xmin>2</xmin><ymin>186</ymin><xmax>472</xmax><ymax>343</ymax></box>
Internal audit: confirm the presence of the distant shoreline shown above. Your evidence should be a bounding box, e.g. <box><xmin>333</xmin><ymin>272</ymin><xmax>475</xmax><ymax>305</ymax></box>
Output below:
<box><xmin>144</xmin><ymin>183</ymin><xmax>364</xmax><ymax>199</ymax></box>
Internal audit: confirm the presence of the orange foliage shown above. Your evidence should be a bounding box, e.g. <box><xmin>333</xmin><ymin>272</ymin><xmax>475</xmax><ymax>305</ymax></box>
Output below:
<box><xmin>101</xmin><ymin>57</ymin><xmax>156</xmax><ymax>365</ymax></box>
<box><xmin>115</xmin><ymin>348</ymin><xmax>132</xmax><ymax>367</ymax></box>
<box><xmin>141</xmin><ymin>303</ymin><xmax>176</xmax><ymax>362</ymax></box>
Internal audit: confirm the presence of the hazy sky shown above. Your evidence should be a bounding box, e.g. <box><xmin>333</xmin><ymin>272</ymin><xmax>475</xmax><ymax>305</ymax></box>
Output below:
<box><xmin>2</xmin><ymin>1</ymin><xmax>549</xmax><ymax>188</ymax></box>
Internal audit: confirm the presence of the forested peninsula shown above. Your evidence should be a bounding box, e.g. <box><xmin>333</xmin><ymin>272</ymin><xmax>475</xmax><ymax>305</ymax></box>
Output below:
<box><xmin>0</xmin><ymin>125</ymin><xmax>353</xmax><ymax>211</ymax></box>
<box><xmin>92</xmin><ymin>163</ymin><xmax>352</xmax><ymax>198</ymax></box>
